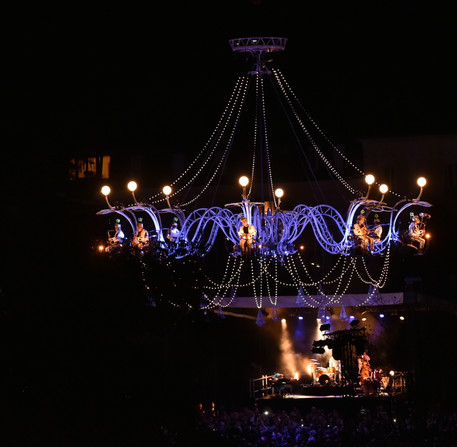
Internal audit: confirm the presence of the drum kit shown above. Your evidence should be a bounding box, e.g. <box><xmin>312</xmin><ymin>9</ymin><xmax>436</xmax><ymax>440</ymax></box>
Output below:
<box><xmin>309</xmin><ymin>356</ymin><xmax>390</xmax><ymax>395</ymax></box>
<box><xmin>315</xmin><ymin>366</ymin><xmax>338</xmax><ymax>385</ymax></box>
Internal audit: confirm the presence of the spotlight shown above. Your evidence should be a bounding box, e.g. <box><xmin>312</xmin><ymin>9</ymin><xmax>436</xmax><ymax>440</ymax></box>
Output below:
<box><xmin>298</xmin><ymin>316</ymin><xmax>303</xmax><ymax>320</ymax></box>
<box><xmin>319</xmin><ymin>323</ymin><xmax>331</xmax><ymax>332</ymax></box>
<box><xmin>379</xmin><ymin>313</ymin><xmax>385</xmax><ymax>318</ymax></box>
<box><xmin>350</xmin><ymin>319</ymin><xmax>360</xmax><ymax>328</ymax></box>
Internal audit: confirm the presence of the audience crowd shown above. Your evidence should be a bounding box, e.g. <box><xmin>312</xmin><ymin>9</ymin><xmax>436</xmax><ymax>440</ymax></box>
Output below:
<box><xmin>154</xmin><ymin>399</ymin><xmax>457</xmax><ymax>446</ymax></box>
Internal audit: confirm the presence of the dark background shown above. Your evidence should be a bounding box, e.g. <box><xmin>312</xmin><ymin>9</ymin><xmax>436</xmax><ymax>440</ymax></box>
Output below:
<box><xmin>1</xmin><ymin>1</ymin><xmax>457</xmax><ymax>444</ymax></box>
<box><xmin>5</xmin><ymin>1</ymin><xmax>457</xmax><ymax>150</ymax></box>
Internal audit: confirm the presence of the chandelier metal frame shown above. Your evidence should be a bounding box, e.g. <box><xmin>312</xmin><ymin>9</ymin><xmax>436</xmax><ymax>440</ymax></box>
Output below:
<box><xmin>96</xmin><ymin>38</ymin><xmax>432</xmax><ymax>319</ymax></box>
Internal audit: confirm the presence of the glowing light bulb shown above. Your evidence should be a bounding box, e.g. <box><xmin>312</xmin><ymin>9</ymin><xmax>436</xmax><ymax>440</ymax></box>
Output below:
<box><xmin>275</xmin><ymin>188</ymin><xmax>284</xmax><ymax>198</ymax></box>
<box><xmin>379</xmin><ymin>184</ymin><xmax>389</xmax><ymax>194</ymax></box>
<box><xmin>415</xmin><ymin>177</ymin><xmax>427</xmax><ymax>200</ymax></box>
<box><xmin>365</xmin><ymin>174</ymin><xmax>375</xmax><ymax>185</ymax></box>
<box><xmin>101</xmin><ymin>185</ymin><xmax>111</xmax><ymax>196</ymax></box>
<box><xmin>127</xmin><ymin>181</ymin><xmax>137</xmax><ymax>192</ymax></box>
<box><xmin>239</xmin><ymin>176</ymin><xmax>249</xmax><ymax>187</ymax></box>
<box><xmin>163</xmin><ymin>185</ymin><xmax>172</xmax><ymax>196</ymax></box>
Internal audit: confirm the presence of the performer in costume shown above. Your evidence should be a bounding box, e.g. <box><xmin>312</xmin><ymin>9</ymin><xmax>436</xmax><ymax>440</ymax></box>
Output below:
<box><xmin>353</xmin><ymin>212</ymin><xmax>373</xmax><ymax>253</ymax></box>
<box><xmin>408</xmin><ymin>213</ymin><xmax>427</xmax><ymax>251</ymax></box>
<box><xmin>238</xmin><ymin>216</ymin><xmax>257</xmax><ymax>258</ymax></box>
<box><xmin>369</xmin><ymin>214</ymin><xmax>383</xmax><ymax>249</ymax></box>
<box><xmin>358</xmin><ymin>351</ymin><xmax>372</xmax><ymax>383</ymax></box>
<box><xmin>167</xmin><ymin>217</ymin><xmax>181</xmax><ymax>243</ymax></box>
<box><xmin>132</xmin><ymin>218</ymin><xmax>149</xmax><ymax>250</ymax></box>
<box><xmin>106</xmin><ymin>219</ymin><xmax>125</xmax><ymax>253</ymax></box>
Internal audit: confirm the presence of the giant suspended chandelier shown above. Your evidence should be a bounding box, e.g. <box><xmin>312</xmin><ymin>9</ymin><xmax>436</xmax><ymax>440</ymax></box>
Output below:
<box><xmin>96</xmin><ymin>38</ymin><xmax>432</xmax><ymax>319</ymax></box>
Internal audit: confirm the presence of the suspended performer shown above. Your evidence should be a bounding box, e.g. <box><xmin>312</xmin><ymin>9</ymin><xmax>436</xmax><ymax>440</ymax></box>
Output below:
<box><xmin>132</xmin><ymin>218</ymin><xmax>149</xmax><ymax>248</ymax></box>
<box><xmin>238</xmin><ymin>216</ymin><xmax>257</xmax><ymax>257</ymax></box>
<box><xmin>105</xmin><ymin>219</ymin><xmax>125</xmax><ymax>253</ymax></box>
<box><xmin>352</xmin><ymin>212</ymin><xmax>374</xmax><ymax>253</ymax></box>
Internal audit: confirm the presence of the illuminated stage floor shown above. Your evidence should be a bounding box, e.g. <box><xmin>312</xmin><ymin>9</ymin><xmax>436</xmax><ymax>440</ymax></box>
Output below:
<box><xmin>255</xmin><ymin>389</ymin><xmax>407</xmax><ymax>414</ymax></box>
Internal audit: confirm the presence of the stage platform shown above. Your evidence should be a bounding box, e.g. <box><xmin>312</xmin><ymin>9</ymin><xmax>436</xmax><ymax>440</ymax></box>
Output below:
<box><xmin>255</xmin><ymin>389</ymin><xmax>408</xmax><ymax>415</ymax></box>
<box><xmin>251</xmin><ymin>372</ymin><xmax>408</xmax><ymax>415</ymax></box>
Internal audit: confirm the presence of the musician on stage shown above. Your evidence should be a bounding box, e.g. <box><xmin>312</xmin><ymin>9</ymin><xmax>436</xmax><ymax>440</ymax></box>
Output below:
<box><xmin>270</xmin><ymin>373</ymin><xmax>285</xmax><ymax>396</ymax></box>
<box><xmin>358</xmin><ymin>351</ymin><xmax>372</xmax><ymax>383</ymax></box>
<box><xmin>329</xmin><ymin>356</ymin><xmax>341</xmax><ymax>385</ymax></box>
<box><xmin>359</xmin><ymin>351</ymin><xmax>380</xmax><ymax>396</ymax></box>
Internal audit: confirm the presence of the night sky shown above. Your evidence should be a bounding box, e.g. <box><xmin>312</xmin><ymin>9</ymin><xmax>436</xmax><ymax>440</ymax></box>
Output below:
<box><xmin>1</xmin><ymin>2</ymin><xmax>457</xmax><ymax>441</ymax></box>
<box><xmin>5</xmin><ymin>1</ymin><xmax>457</xmax><ymax>155</ymax></box>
